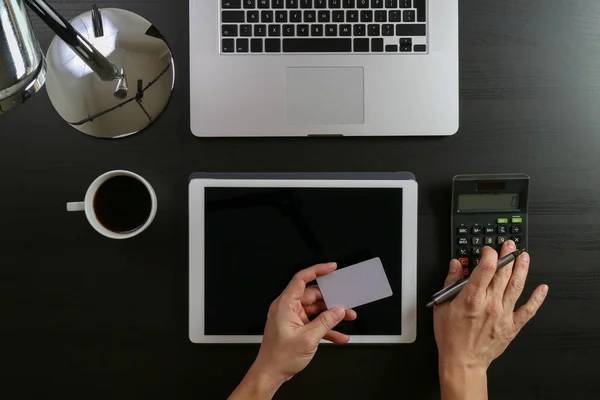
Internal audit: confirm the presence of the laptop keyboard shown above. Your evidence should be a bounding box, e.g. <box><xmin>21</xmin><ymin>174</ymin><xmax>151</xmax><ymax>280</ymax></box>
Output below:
<box><xmin>220</xmin><ymin>0</ymin><xmax>428</xmax><ymax>54</ymax></box>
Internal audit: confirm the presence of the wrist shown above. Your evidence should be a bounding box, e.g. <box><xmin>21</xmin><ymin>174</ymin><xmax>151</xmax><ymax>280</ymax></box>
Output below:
<box><xmin>243</xmin><ymin>363</ymin><xmax>285</xmax><ymax>398</ymax></box>
<box><xmin>439</xmin><ymin>363</ymin><xmax>488</xmax><ymax>400</ymax></box>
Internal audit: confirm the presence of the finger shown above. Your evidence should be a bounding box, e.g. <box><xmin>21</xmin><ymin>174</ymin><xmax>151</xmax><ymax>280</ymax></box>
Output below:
<box><xmin>345</xmin><ymin>309</ymin><xmax>358</xmax><ymax>321</ymax></box>
<box><xmin>465</xmin><ymin>246</ymin><xmax>499</xmax><ymax>294</ymax></box>
<box><xmin>514</xmin><ymin>284</ymin><xmax>549</xmax><ymax>330</ymax></box>
<box><xmin>444</xmin><ymin>259</ymin><xmax>463</xmax><ymax>288</ymax></box>
<box><xmin>503</xmin><ymin>251</ymin><xmax>530</xmax><ymax>310</ymax></box>
<box><xmin>282</xmin><ymin>263</ymin><xmax>337</xmax><ymax>300</ymax></box>
<box><xmin>303</xmin><ymin>300</ymin><xmax>327</xmax><ymax>317</ymax></box>
<box><xmin>489</xmin><ymin>240</ymin><xmax>517</xmax><ymax>296</ymax></box>
<box><xmin>300</xmin><ymin>286</ymin><xmax>323</xmax><ymax>306</ymax></box>
<box><xmin>304</xmin><ymin>307</ymin><xmax>345</xmax><ymax>342</ymax></box>
<box><xmin>323</xmin><ymin>330</ymin><xmax>350</xmax><ymax>344</ymax></box>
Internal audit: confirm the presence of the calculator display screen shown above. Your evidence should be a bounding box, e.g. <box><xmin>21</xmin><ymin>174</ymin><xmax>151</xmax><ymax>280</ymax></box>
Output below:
<box><xmin>458</xmin><ymin>193</ymin><xmax>520</xmax><ymax>212</ymax></box>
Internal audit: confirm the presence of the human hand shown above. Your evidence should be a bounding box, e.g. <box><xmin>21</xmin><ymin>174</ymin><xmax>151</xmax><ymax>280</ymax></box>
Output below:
<box><xmin>229</xmin><ymin>263</ymin><xmax>357</xmax><ymax>400</ymax></box>
<box><xmin>434</xmin><ymin>241</ymin><xmax>548</xmax><ymax>399</ymax></box>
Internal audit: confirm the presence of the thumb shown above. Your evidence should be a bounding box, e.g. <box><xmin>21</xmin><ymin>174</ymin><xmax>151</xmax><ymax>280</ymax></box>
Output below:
<box><xmin>444</xmin><ymin>259</ymin><xmax>463</xmax><ymax>288</ymax></box>
<box><xmin>305</xmin><ymin>307</ymin><xmax>345</xmax><ymax>341</ymax></box>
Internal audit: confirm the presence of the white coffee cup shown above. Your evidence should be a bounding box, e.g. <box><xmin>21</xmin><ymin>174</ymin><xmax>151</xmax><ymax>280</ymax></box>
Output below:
<box><xmin>67</xmin><ymin>170</ymin><xmax>158</xmax><ymax>239</ymax></box>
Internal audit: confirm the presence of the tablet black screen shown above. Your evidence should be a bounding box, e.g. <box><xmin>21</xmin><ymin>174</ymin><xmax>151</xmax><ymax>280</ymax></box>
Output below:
<box><xmin>204</xmin><ymin>187</ymin><xmax>403</xmax><ymax>336</ymax></box>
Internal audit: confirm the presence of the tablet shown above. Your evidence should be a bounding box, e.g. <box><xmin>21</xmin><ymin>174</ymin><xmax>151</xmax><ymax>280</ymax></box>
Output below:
<box><xmin>189</xmin><ymin>173</ymin><xmax>418</xmax><ymax>344</ymax></box>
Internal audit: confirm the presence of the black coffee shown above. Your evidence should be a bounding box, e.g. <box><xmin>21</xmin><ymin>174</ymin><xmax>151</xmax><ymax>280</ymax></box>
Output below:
<box><xmin>93</xmin><ymin>176</ymin><xmax>152</xmax><ymax>233</ymax></box>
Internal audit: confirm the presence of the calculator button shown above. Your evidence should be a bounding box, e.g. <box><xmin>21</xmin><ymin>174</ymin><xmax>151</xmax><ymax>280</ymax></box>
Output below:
<box><xmin>458</xmin><ymin>258</ymin><xmax>469</xmax><ymax>267</ymax></box>
<box><xmin>472</xmin><ymin>247</ymin><xmax>482</xmax><ymax>256</ymax></box>
<box><xmin>457</xmin><ymin>226</ymin><xmax>468</xmax><ymax>235</ymax></box>
<box><xmin>457</xmin><ymin>247</ymin><xmax>469</xmax><ymax>257</ymax></box>
<box><xmin>472</xmin><ymin>237</ymin><xmax>483</xmax><ymax>246</ymax></box>
<box><xmin>485</xmin><ymin>225</ymin><xmax>495</xmax><ymax>234</ymax></box>
<box><xmin>497</xmin><ymin>226</ymin><xmax>507</xmax><ymax>234</ymax></box>
<box><xmin>497</xmin><ymin>218</ymin><xmax>508</xmax><ymax>224</ymax></box>
<box><xmin>484</xmin><ymin>237</ymin><xmax>495</xmax><ymax>245</ymax></box>
<box><xmin>512</xmin><ymin>236</ymin><xmax>522</xmax><ymax>245</ymax></box>
<box><xmin>511</xmin><ymin>225</ymin><xmax>521</xmax><ymax>234</ymax></box>
<box><xmin>511</xmin><ymin>217</ymin><xmax>523</xmax><ymax>224</ymax></box>
<box><xmin>463</xmin><ymin>268</ymin><xmax>469</xmax><ymax>277</ymax></box>
<box><xmin>458</xmin><ymin>237</ymin><xmax>468</xmax><ymax>245</ymax></box>
<box><xmin>497</xmin><ymin>236</ymin><xmax>508</xmax><ymax>245</ymax></box>
<box><xmin>471</xmin><ymin>258</ymin><xmax>480</xmax><ymax>267</ymax></box>
<box><xmin>471</xmin><ymin>225</ymin><xmax>483</xmax><ymax>235</ymax></box>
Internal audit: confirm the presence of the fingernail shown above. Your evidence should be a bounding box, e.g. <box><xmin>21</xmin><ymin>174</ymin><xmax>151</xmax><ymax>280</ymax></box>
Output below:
<box><xmin>521</xmin><ymin>251</ymin><xmax>530</xmax><ymax>262</ymax></box>
<box><xmin>332</xmin><ymin>307</ymin><xmax>345</xmax><ymax>321</ymax></box>
<box><xmin>506</xmin><ymin>240</ymin><xmax>515</xmax><ymax>250</ymax></box>
<box><xmin>540</xmin><ymin>285</ymin><xmax>549</xmax><ymax>295</ymax></box>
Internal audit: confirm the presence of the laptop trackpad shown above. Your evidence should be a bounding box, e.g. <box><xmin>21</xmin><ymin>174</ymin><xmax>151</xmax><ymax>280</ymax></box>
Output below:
<box><xmin>286</xmin><ymin>67</ymin><xmax>364</xmax><ymax>125</ymax></box>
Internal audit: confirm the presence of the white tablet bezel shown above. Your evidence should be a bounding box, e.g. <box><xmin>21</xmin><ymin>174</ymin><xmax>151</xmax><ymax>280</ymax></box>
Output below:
<box><xmin>189</xmin><ymin>179</ymin><xmax>418</xmax><ymax>344</ymax></box>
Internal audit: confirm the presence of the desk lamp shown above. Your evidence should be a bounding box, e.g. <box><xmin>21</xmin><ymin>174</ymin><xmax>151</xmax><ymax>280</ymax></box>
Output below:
<box><xmin>0</xmin><ymin>0</ymin><xmax>174</xmax><ymax>138</ymax></box>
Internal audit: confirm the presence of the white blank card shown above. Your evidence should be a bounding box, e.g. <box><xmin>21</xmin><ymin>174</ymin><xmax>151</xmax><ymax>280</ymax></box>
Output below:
<box><xmin>316</xmin><ymin>257</ymin><xmax>393</xmax><ymax>310</ymax></box>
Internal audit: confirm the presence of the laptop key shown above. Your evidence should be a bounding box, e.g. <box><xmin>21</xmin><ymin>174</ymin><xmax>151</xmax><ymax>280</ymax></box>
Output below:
<box><xmin>332</xmin><ymin>10</ymin><xmax>344</xmax><ymax>22</ymax></box>
<box><xmin>385</xmin><ymin>44</ymin><xmax>398</xmax><ymax>52</ymax></box>
<box><xmin>371</xmin><ymin>0</ymin><xmax>384</xmax><ymax>8</ymax></box>
<box><xmin>257</xmin><ymin>0</ymin><xmax>270</xmax><ymax>8</ymax></box>
<box><xmin>414</xmin><ymin>0</ymin><xmax>426</xmax><ymax>22</ymax></box>
<box><xmin>375</xmin><ymin>10</ymin><xmax>387</xmax><ymax>22</ymax></box>
<box><xmin>357</xmin><ymin>0</ymin><xmax>369</xmax><ymax>8</ymax></box>
<box><xmin>396</xmin><ymin>24</ymin><xmax>426</xmax><ymax>36</ymax></box>
<box><xmin>283</xmin><ymin>24</ymin><xmax>295</xmax><ymax>36</ymax></box>
<box><xmin>261</xmin><ymin>10</ymin><xmax>273</xmax><ymax>22</ymax></box>
<box><xmin>315</xmin><ymin>0</ymin><xmax>327</xmax><ymax>8</ymax></box>
<box><xmin>222</xmin><ymin>38</ymin><xmax>235</xmax><ymax>53</ymax></box>
<box><xmin>340</xmin><ymin>24</ymin><xmax>352</xmax><ymax>36</ymax></box>
<box><xmin>403</xmin><ymin>10</ymin><xmax>415</xmax><ymax>22</ymax></box>
<box><xmin>286</xmin><ymin>0</ymin><xmax>299</xmax><ymax>7</ymax></box>
<box><xmin>290</xmin><ymin>11</ymin><xmax>302</xmax><ymax>22</ymax></box>
<box><xmin>240</xmin><ymin>25</ymin><xmax>253</xmax><ymax>36</ymax></box>
<box><xmin>311</xmin><ymin>24</ymin><xmax>324</xmax><ymax>36</ymax></box>
<box><xmin>343</xmin><ymin>0</ymin><xmax>355</xmax><ymax>7</ymax></box>
<box><xmin>247</xmin><ymin>10</ymin><xmax>259</xmax><ymax>22</ymax></box>
<box><xmin>353</xmin><ymin>24</ymin><xmax>366</xmax><ymax>36</ymax></box>
<box><xmin>304</xmin><ymin>10</ymin><xmax>316</xmax><ymax>22</ymax></box>
<box><xmin>368</xmin><ymin>24</ymin><xmax>380</xmax><ymax>36</ymax></box>
<box><xmin>385</xmin><ymin>0</ymin><xmax>397</xmax><ymax>7</ymax></box>
<box><xmin>329</xmin><ymin>0</ymin><xmax>342</xmax><ymax>7</ymax></box>
<box><xmin>297</xmin><ymin>24</ymin><xmax>310</xmax><ymax>36</ymax></box>
<box><xmin>389</xmin><ymin>10</ymin><xmax>400</xmax><ymax>22</ymax></box>
<box><xmin>371</xmin><ymin>38</ymin><xmax>384</xmax><ymax>52</ymax></box>
<box><xmin>222</xmin><ymin>11</ymin><xmax>245</xmax><ymax>22</ymax></box>
<box><xmin>254</xmin><ymin>24</ymin><xmax>267</xmax><ymax>36</ymax></box>
<box><xmin>265</xmin><ymin>38</ymin><xmax>281</xmax><ymax>52</ymax></box>
<box><xmin>319</xmin><ymin>10</ymin><xmax>331</xmax><ymax>22</ymax></box>
<box><xmin>382</xmin><ymin>24</ymin><xmax>394</xmax><ymax>36</ymax></box>
<box><xmin>243</xmin><ymin>0</ymin><xmax>255</xmax><ymax>8</ymax></box>
<box><xmin>300</xmin><ymin>0</ymin><xmax>312</xmax><ymax>7</ymax></box>
<box><xmin>414</xmin><ymin>44</ymin><xmax>426</xmax><ymax>52</ymax></box>
<box><xmin>346</xmin><ymin>10</ymin><xmax>358</xmax><ymax>22</ymax></box>
<box><xmin>251</xmin><ymin>38</ymin><xmax>263</xmax><ymax>52</ymax></box>
<box><xmin>325</xmin><ymin>24</ymin><xmax>338</xmax><ymax>36</ymax></box>
<box><xmin>360</xmin><ymin>10</ymin><xmax>373</xmax><ymax>22</ymax></box>
<box><xmin>236</xmin><ymin>38</ymin><xmax>249</xmax><ymax>52</ymax></box>
<box><xmin>223</xmin><ymin>0</ymin><xmax>242</xmax><ymax>8</ymax></box>
<box><xmin>399</xmin><ymin>0</ymin><xmax>411</xmax><ymax>7</ymax></box>
<box><xmin>222</xmin><ymin>25</ymin><xmax>238</xmax><ymax>36</ymax></box>
<box><xmin>272</xmin><ymin>0</ymin><xmax>285</xmax><ymax>8</ymax></box>
<box><xmin>354</xmin><ymin>38</ymin><xmax>369</xmax><ymax>52</ymax></box>
<box><xmin>276</xmin><ymin>10</ymin><xmax>288</xmax><ymax>22</ymax></box>
<box><xmin>283</xmin><ymin>38</ymin><xmax>352</xmax><ymax>52</ymax></box>
<box><xmin>269</xmin><ymin>24</ymin><xmax>281</xmax><ymax>36</ymax></box>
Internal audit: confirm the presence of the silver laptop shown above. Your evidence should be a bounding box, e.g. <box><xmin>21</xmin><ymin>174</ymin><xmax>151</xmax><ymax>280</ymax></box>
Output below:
<box><xmin>190</xmin><ymin>0</ymin><xmax>458</xmax><ymax>137</ymax></box>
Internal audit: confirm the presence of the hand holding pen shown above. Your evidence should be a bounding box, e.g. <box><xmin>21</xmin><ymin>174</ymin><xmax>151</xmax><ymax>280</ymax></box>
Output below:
<box><xmin>432</xmin><ymin>240</ymin><xmax>549</xmax><ymax>398</ymax></box>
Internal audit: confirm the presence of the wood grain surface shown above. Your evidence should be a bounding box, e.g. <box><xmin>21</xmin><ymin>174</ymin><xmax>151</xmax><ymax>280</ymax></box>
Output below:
<box><xmin>0</xmin><ymin>0</ymin><xmax>599</xmax><ymax>399</ymax></box>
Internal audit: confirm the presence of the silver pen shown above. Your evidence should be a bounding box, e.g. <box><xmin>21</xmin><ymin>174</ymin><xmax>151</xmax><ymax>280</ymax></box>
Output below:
<box><xmin>427</xmin><ymin>249</ymin><xmax>525</xmax><ymax>308</ymax></box>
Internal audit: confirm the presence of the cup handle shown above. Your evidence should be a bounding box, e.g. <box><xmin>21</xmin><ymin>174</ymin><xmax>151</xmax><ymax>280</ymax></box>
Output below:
<box><xmin>67</xmin><ymin>202</ymin><xmax>85</xmax><ymax>212</ymax></box>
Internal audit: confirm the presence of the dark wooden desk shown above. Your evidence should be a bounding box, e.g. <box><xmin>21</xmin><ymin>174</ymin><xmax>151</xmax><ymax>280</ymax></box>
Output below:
<box><xmin>1</xmin><ymin>0</ymin><xmax>598</xmax><ymax>398</ymax></box>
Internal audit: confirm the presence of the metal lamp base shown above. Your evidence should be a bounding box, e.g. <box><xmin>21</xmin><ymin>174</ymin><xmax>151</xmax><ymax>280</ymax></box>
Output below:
<box><xmin>45</xmin><ymin>8</ymin><xmax>175</xmax><ymax>139</ymax></box>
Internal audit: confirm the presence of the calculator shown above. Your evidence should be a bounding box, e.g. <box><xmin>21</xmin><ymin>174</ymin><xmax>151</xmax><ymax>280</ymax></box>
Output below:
<box><xmin>452</xmin><ymin>174</ymin><xmax>530</xmax><ymax>277</ymax></box>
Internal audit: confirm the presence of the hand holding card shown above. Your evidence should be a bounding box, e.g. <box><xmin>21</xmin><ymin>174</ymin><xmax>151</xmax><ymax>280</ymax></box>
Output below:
<box><xmin>316</xmin><ymin>257</ymin><xmax>394</xmax><ymax>310</ymax></box>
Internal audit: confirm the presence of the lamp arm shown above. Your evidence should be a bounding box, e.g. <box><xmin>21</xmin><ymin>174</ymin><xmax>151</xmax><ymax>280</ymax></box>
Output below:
<box><xmin>24</xmin><ymin>0</ymin><xmax>118</xmax><ymax>81</ymax></box>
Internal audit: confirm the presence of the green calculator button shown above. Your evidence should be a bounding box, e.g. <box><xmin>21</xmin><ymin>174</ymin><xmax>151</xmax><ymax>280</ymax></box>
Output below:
<box><xmin>497</xmin><ymin>218</ymin><xmax>509</xmax><ymax>224</ymax></box>
<box><xmin>511</xmin><ymin>217</ymin><xmax>523</xmax><ymax>224</ymax></box>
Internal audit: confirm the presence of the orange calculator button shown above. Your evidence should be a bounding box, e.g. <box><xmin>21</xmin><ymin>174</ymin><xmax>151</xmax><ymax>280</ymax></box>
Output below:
<box><xmin>463</xmin><ymin>268</ymin><xmax>470</xmax><ymax>277</ymax></box>
<box><xmin>458</xmin><ymin>258</ymin><xmax>469</xmax><ymax>267</ymax></box>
